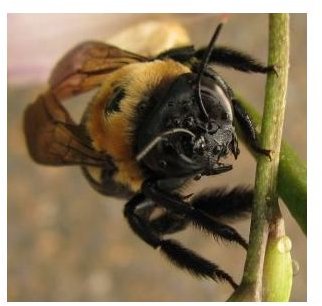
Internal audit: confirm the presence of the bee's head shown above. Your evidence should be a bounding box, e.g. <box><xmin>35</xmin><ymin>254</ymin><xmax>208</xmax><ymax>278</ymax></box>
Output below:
<box><xmin>135</xmin><ymin>22</ymin><xmax>239</xmax><ymax>179</ymax></box>
<box><xmin>135</xmin><ymin>72</ymin><xmax>239</xmax><ymax>178</ymax></box>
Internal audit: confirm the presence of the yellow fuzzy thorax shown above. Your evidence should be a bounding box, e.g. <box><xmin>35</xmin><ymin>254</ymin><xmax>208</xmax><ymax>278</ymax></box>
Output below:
<box><xmin>86</xmin><ymin>59</ymin><xmax>191</xmax><ymax>192</ymax></box>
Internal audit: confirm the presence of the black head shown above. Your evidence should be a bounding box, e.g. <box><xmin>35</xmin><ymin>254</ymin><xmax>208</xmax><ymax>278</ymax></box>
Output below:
<box><xmin>135</xmin><ymin>23</ymin><xmax>239</xmax><ymax>179</ymax></box>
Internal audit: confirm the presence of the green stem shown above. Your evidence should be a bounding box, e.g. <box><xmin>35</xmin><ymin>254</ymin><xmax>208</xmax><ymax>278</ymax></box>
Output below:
<box><xmin>229</xmin><ymin>13</ymin><xmax>292</xmax><ymax>301</ymax></box>
<box><xmin>235</xmin><ymin>99</ymin><xmax>307</xmax><ymax>234</ymax></box>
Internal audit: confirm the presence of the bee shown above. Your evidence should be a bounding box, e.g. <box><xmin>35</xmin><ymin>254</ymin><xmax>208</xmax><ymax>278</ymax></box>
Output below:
<box><xmin>24</xmin><ymin>22</ymin><xmax>273</xmax><ymax>289</ymax></box>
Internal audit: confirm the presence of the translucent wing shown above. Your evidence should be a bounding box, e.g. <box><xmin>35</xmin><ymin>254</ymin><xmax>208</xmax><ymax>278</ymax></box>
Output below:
<box><xmin>24</xmin><ymin>91</ymin><xmax>112</xmax><ymax>166</ymax></box>
<box><xmin>24</xmin><ymin>41</ymin><xmax>148</xmax><ymax>166</ymax></box>
<box><xmin>49</xmin><ymin>41</ymin><xmax>148</xmax><ymax>99</ymax></box>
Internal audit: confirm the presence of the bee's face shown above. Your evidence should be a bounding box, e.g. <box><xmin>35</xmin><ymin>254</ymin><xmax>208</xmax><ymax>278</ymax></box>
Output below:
<box><xmin>136</xmin><ymin>73</ymin><xmax>239</xmax><ymax>178</ymax></box>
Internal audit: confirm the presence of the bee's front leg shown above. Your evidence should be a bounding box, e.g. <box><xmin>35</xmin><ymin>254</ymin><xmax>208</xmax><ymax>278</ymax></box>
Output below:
<box><xmin>232</xmin><ymin>98</ymin><xmax>272</xmax><ymax>159</ymax></box>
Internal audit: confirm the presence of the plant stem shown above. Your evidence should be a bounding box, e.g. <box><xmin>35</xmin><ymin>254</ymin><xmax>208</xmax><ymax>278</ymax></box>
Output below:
<box><xmin>235</xmin><ymin>99</ymin><xmax>307</xmax><ymax>234</ymax></box>
<box><xmin>229</xmin><ymin>13</ymin><xmax>290</xmax><ymax>301</ymax></box>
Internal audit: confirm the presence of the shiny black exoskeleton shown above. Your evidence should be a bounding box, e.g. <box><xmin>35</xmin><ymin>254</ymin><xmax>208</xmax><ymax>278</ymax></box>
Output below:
<box><xmin>136</xmin><ymin>72</ymin><xmax>239</xmax><ymax>179</ymax></box>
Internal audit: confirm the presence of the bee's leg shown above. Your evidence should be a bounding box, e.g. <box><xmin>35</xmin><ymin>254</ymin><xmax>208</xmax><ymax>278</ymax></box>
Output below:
<box><xmin>81</xmin><ymin>166</ymin><xmax>134</xmax><ymax>198</ymax></box>
<box><xmin>124</xmin><ymin>193</ymin><xmax>238</xmax><ymax>288</ymax></box>
<box><xmin>126</xmin><ymin>192</ymin><xmax>189</xmax><ymax>235</ymax></box>
<box><xmin>156</xmin><ymin>46</ymin><xmax>195</xmax><ymax>62</ymax></box>
<box><xmin>149</xmin><ymin>211</ymin><xmax>190</xmax><ymax>235</ymax></box>
<box><xmin>191</xmin><ymin>187</ymin><xmax>253</xmax><ymax>220</ymax></box>
<box><xmin>142</xmin><ymin>180</ymin><xmax>248</xmax><ymax>249</ymax></box>
<box><xmin>151</xmin><ymin>188</ymin><xmax>252</xmax><ymax>232</ymax></box>
<box><xmin>195</xmin><ymin>46</ymin><xmax>276</xmax><ymax>74</ymax></box>
<box><xmin>99</xmin><ymin>166</ymin><xmax>135</xmax><ymax>198</ymax></box>
<box><xmin>232</xmin><ymin>98</ymin><xmax>272</xmax><ymax>158</ymax></box>
<box><xmin>128</xmin><ymin>197</ymin><xmax>188</xmax><ymax>235</ymax></box>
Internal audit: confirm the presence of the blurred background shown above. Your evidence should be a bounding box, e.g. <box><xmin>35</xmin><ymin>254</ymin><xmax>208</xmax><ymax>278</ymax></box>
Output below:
<box><xmin>8</xmin><ymin>14</ymin><xmax>306</xmax><ymax>301</ymax></box>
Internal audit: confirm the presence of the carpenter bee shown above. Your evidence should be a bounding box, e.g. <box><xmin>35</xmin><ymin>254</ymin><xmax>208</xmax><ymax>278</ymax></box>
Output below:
<box><xmin>24</xmin><ymin>22</ymin><xmax>273</xmax><ymax>289</ymax></box>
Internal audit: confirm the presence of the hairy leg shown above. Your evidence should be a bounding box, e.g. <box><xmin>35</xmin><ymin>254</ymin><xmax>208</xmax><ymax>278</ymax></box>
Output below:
<box><xmin>124</xmin><ymin>193</ymin><xmax>238</xmax><ymax>288</ymax></box>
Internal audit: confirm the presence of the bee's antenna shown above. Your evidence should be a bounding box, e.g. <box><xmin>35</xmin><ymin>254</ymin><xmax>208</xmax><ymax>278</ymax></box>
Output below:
<box><xmin>136</xmin><ymin>128</ymin><xmax>196</xmax><ymax>162</ymax></box>
<box><xmin>196</xmin><ymin>22</ymin><xmax>224</xmax><ymax>121</ymax></box>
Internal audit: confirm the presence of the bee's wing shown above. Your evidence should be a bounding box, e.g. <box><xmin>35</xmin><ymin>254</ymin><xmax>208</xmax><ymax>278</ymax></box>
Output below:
<box><xmin>24</xmin><ymin>91</ymin><xmax>112</xmax><ymax>166</ymax></box>
<box><xmin>24</xmin><ymin>42</ymin><xmax>148</xmax><ymax>166</ymax></box>
<box><xmin>49</xmin><ymin>41</ymin><xmax>148</xmax><ymax>99</ymax></box>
